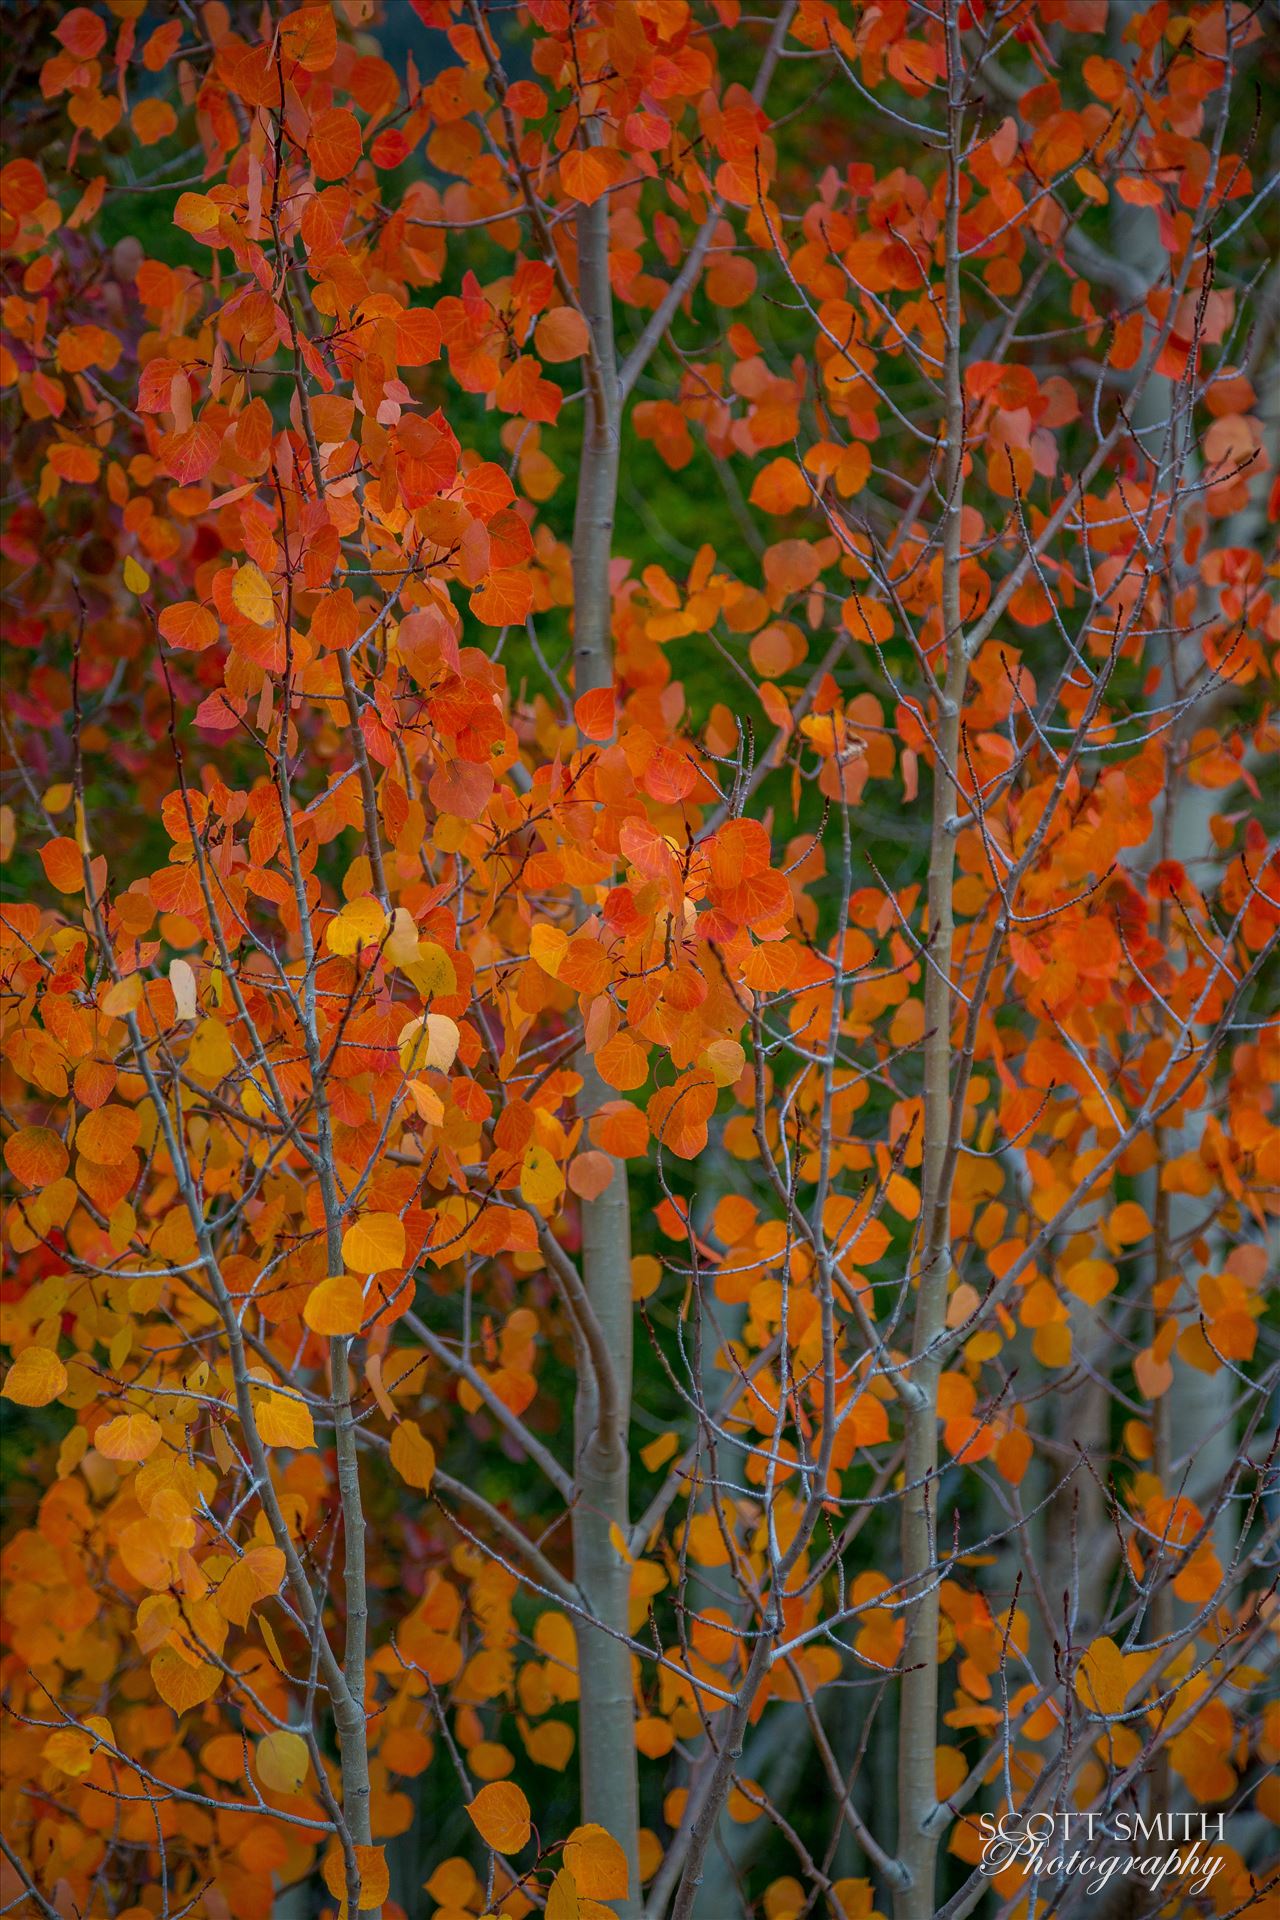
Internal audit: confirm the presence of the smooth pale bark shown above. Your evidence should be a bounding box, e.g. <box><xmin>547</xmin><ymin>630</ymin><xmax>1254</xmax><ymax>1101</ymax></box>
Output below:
<box><xmin>563</xmin><ymin>15</ymin><xmax>796</xmax><ymax>1906</ymax></box>
<box><xmin>1116</xmin><ymin>114</ymin><xmax>1238</xmax><ymax>1841</ymax></box>
<box><xmin>572</xmin><ymin>1061</ymin><xmax>640</xmax><ymax>1916</ymax></box>
<box><xmin>568</xmin><ymin>131</ymin><xmax>642</xmax><ymax>1917</ymax></box>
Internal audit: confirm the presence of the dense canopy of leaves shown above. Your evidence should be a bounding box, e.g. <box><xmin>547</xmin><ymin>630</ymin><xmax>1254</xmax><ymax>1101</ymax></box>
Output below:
<box><xmin>1</xmin><ymin>3</ymin><xmax>1277</xmax><ymax>1920</ymax></box>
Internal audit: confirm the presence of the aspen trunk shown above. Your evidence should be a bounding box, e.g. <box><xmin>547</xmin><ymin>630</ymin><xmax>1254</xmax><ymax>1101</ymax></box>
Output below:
<box><xmin>569</xmin><ymin>140</ymin><xmax>642</xmax><ymax>1916</ymax></box>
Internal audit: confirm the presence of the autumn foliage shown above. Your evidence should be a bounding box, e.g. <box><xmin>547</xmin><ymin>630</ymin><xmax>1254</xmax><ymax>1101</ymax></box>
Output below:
<box><xmin>1</xmin><ymin>2</ymin><xmax>1277</xmax><ymax>1919</ymax></box>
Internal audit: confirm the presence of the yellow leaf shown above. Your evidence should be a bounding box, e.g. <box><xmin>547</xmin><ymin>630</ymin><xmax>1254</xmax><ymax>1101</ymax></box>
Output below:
<box><xmin>218</xmin><ymin>1544</ymin><xmax>286</xmax><ymax>1626</ymax></box>
<box><xmin>57</xmin><ymin>1425</ymin><xmax>88</xmax><ymax>1478</ymax></box>
<box><xmin>135</xmin><ymin>1594</ymin><xmax>178</xmax><ymax>1653</ymax></box>
<box><xmin>42</xmin><ymin>1728</ymin><xmax>93</xmax><ymax>1777</ymax></box>
<box><xmin>406</xmin><ymin>1079</ymin><xmax>445</xmax><ymax>1126</ymax></box>
<box><xmin>1075</xmin><ymin>1636</ymin><xmax>1143</xmax><ymax>1718</ymax></box>
<box><xmin>231</xmin><ymin>560</ymin><xmax>274</xmax><ymax>627</ymax></box>
<box><xmin>390</xmin><ymin>1419</ymin><xmax>436</xmax><ymax>1492</ymax></box>
<box><xmin>101</xmin><ymin>973</ymin><xmax>143</xmax><ymax>1017</ymax></box>
<box><xmin>366</xmin><ymin>1351</ymin><xmax>397</xmax><ymax>1423</ymax></box>
<box><xmin>342</xmin><ymin>1212</ymin><xmax>406</xmax><ymax>1275</ymax></box>
<box><xmin>2</xmin><ymin>1345</ymin><xmax>67</xmax><ymax>1407</ymax></box>
<box><xmin>529</xmin><ymin>922</ymin><xmax>568</xmax><ymax>977</ymax></box>
<box><xmin>523</xmin><ymin>1719</ymin><xmax>575</xmax><ymax>1771</ymax></box>
<box><xmin>635</xmin><ymin>1716</ymin><xmax>675</xmax><ymax>1759</ymax></box>
<box><xmin>304</xmin><ymin>1273</ymin><xmax>367</xmax><ymax>1336</ymax></box>
<box><xmin>187</xmin><ymin>1016</ymin><xmax>236</xmax><ymax>1083</ymax></box>
<box><xmin>547</xmin><ymin>1868</ymin><xmax>580</xmax><ymax>1920</ymax></box>
<box><xmin>174</xmin><ymin>191</ymin><xmax>220</xmax><ymax>233</ymax></box>
<box><xmin>124</xmin><ymin>555</ymin><xmax>150</xmax><ymax>593</ymax></box>
<box><xmin>322</xmin><ymin>1842</ymin><xmax>389</xmax><ymax>1911</ymax></box>
<box><xmin>256</xmin><ymin>1728</ymin><xmax>310</xmax><ymax>1794</ymax></box>
<box><xmin>401</xmin><ymin>940</ymin><xmax>457</xmax><ymax>1000</ymax></box>
<box><xmin>152</xmin><ymin>1647</ymin><xmax>221</xmax><ymax>1716</ymax></box>
<box><xmin>631</xmin><ymin>1255</ymin><xmax>661</xmax><ymax>1302</ymax></box>
<box><xmin>469</xmin><ymin>1739</ymin><xmax>515</xmax><ymax>1780</ymax></box>
<box><xmin>640</xmin><ymin>1431</ymin><xmax>678</xmax><ymax>1472</ymax></box>
<box><xmin>96</xmin><ymin>1410</ymin><xmax>162</xmax><ymax>1461</ymax></box>
<box><xmin>467</xmin><ymin>1780</ymin><xmax>532</xmax><ymax>1853</ymax></box>
<box><xmin>260</xmin><ymin>1614</ymin><xmax>288</xmax><ymax>1674</ymax></box>
<box><xmin>699</xmin><ymin>1038</ymin><xmax>745</xmax><ymax>1088</ymax></box>
<box><xmin>609</xmin><ymin>1520</ymin><xmax>634</xmax><ymax>1567</ymax></box>
<box><xmin>384</xmin><ymin>906</ymin><xmax>421</xmax><ymax>967</ymax></box>
<box><xmin>520</xmin><ymin>1142</ymin><xmax>565</xmax><ymax>1210</ymax></box>
<box><xmin>397</xmin><ymin>1012</ymin><xmax>460</xmax><ymax>1075</ymax></box>
<box><xmin>255</xmin><ymin>1389</ymin><xmax>316</xmax><ymax>1449</ymax></box>
<box><xmin>326</xmin><ymin>894</ymin><xmax>388</xmax><ymax>957</ymax></box>
<box><xmin>563</xmin><ymin>1824</ymin><xmax>629</xmax><ymax>1901</ymax></box>
<box><xmin>727</xmin><ymin>1780</ymin><xmax>764</xmax><ymax>1823</ymax></box>
<box><xmin>1064</xmin><ymin>1258</ymin><xmax>1117</xmax><ymax>1306</ymax></box>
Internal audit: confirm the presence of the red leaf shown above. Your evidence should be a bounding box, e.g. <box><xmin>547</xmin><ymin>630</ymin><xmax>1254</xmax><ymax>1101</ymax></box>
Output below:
<box><xmin>469</xmin><ymin>569</ymin><xmax>532</xmax><ymax>627</ymax></box>
<box><xmin>575</xmin><ymin>688</ymin><xmax>617</xmax><ymax>741</ymax></box>
<box><xmin>157</xmin><ymin>420</ymin><xmax>223</xmax><ymax>484</ymax></box>
<box><xmin>55</xmin><ymin>7</ymin><xmax>107</xmax><ymax>58</ymax></box>
<box><xmin>395</xmin><ymin>306</ymin><xmax>442</xmax><ymax>367</ymax></box>
<box><xmin>309</xmin><ymin>109</ymin><xmax>362</xmax><ymax>180</ymax></box>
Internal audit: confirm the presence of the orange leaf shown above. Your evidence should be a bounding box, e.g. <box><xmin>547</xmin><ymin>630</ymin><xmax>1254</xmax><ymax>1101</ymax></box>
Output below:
<box><xmin>429</xmin><ymin>759</ymin><xmax>494</xmax><ymax>819</ymax></box>
<box><xmin>396</xmin><ymin>305</ymin><xmax>443</xmax><ymax>367</ymax></box>
<box><xmin>159</xmin><ymin>602</ymin><xmax>219</xmax><ymax>652</ymax></box>
<box><xmin>311</xmin><ymin>587</ymin><xmax>362</xmax><ymax>652</ymax></box>
<box><xmin>467</xmin><ymin>1780</ymin><xmax>531</xmax><ymax>1853</ymax></box>
<box><xmin>5</xmin><ymin>1126</ymin><xmax>70</xmax><ymax>1189</ymax></box>
<box><xmin>280</xmin><ymin>3</ymin><xmax>337</xmax><ymax>72</ymax></box>
<box><xmin>750</xmin><ymin>457</ymin><xmax>809</xmax><ymax>515</ymax></box>
<box><xmin>534</xmin><ymin>306</ymin><xmax>590</xmax><ymax>362</ymax></box>
<box><xmin>217</xmin><ymin>1544</ymin><xmax>286</xmax><ymax>1626</ymax></box>
<box><xmin>594</xmin><ymin>1031</ymin><xmax>649</xmax><ymax>1092</ymax></box>
<box><xmin>560</xmin><ymin>147</ymin><xmax>626</xmax><ymax>207</ymax></box>
<box><xmin>39</xmin><ymin>836</ymin><xmax>84</xmax><ymax>893</ymax></box>
<box><xmin>77</xmin><ymin>1105</ymin><xmax>142</xmax><ymax>1166</ymax></box>
<box><xmin>739</xmin><ymin>942</ymin><xmax>798</xmax><ymax>992</ymax></box>
<box><xmin>309</xmin><ymin>108</ymin><xmax>362</xmax><ymax>180</ymax></box>
<box><xmin>568</xmin><ymin>1151</ymin><xmax>614</xmax><ymax>1200</ymax></box>
<box><xmin>322</xmin><ymin>1843</ymin><xmax>389</xmax><ymax>1911</ymax></box>
<box><xmin>174</xmin><ymin>193</ymin><xmax>220</xmax><ymax>236</ymax></box>
<box><xmin>390</xmin><ymin>1419</ymin><xmax>436</xmax><ymax>1491</ymax></box>
<box><xmin>470</xmin><ymin>568</ymin><xmax>533</xmax><ymax>627</ymax></box>
<box><xmin>589</xmin><ymin>1103</ymin><xmax>650</xmax><ymax>1157</ymax></box>
<box><xmin>842</xmin><ymin>594</ymin><xmax>893</xmax><ymax>646</ymax></box>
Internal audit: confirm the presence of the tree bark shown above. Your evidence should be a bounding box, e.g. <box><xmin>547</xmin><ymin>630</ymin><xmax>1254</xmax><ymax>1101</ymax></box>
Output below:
<box><xmin>569</xmin><ymin>122</ymin><xmax>642</xmax><ymax>1916</ymax></box>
